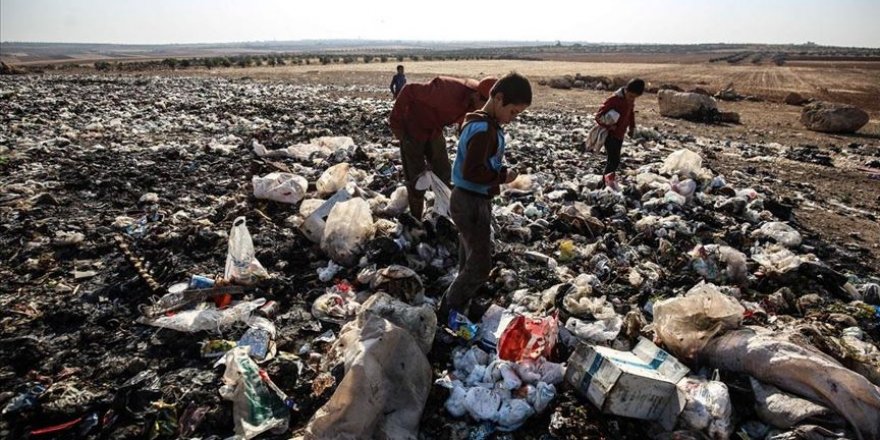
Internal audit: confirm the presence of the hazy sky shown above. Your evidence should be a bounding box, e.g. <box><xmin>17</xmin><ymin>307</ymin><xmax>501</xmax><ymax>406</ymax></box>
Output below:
<box><xmin>2</xmin><ymin>0</ymin><xmax>879</xmax><ymax>47</ymax></box>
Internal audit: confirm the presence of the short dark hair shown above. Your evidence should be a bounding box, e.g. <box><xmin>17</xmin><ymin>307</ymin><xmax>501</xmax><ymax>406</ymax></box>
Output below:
<box><xmin>491</xmin><ymin>72</ymin><xmax>532</xmax><ymax>106</ymax></box>
<box><xmin>397</xmin><ymin>65</ymin><xmax>404</xmax><ymax>70</ymax></box>
<box><xmin>626</xmin><ymin>78</ymin><xmax>645</xmax><ymax>95</ymax></box>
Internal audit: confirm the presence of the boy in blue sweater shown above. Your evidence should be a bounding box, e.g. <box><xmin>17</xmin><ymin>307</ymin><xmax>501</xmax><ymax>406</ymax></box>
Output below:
<box><xmin>439</xmin><ymin>72</ymin><xmax>532</xmax><ymax>322</ymax></box>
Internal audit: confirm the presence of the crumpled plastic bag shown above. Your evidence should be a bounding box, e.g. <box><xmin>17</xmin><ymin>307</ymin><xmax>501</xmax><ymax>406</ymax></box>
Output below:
<box><xmin>464</xmin><ymin>387</ymin><xmax>502</xmax><ymax>422</ymax></box>
<box><xmin>677</xmin><ymin>376</ymin><xmax>734</xmax><ymax>440</ymax></box>
<box><xmin>498</xmin><ymin>313</ymin><xmax>558</xmax><ymax>361</ymax></box>
<box><xmin>219</xmin><ymin>347</ymin><xmax>289</xmax><ymax>439</ymax></box>
<box><xmin>356</xmin><ymin>292</ymin><xmax>436</xmax><ymax>355</ymax></box>
<box><xmin>320</xmin><ymin>197</ymin><xmax>375</xmax><ymax>266</ymax></box>
<box><xmin>752</xmin><ymin>222</ymin><xmax>802</xmax><ymax>248</ymax></box>
<box><xmin>316</xmin><ymin>162</ymin><xmax>350</xmax><ymax>196</ymax></box>
<box><xmin>751</xmin><ymin>243</ymin><xmax>817</xmax><ymax>275</ymax></box>
<box><xmin>660</xmin><ymin>149</ymin><xmax>703</xmax><ymax>177</ymax></box>
<box><xmin>415</xmin><ymin>170</ymin><xmax>450</xmax><ymax>218</ymax></box>
<box><xmin>252</xmin><ymin>172</ymin><xmax>308</xmax><ymax>204</ymax></box>
<box><xmin>225</xmin><ymin>217</ymin><xmax>269</xmax><ymax>285</ymax></box>
<box><xmin>496</xmin><ymin>399</ymin><xmax>535</xmax><ymax>432</ymax></box>
<box><xmin>704</xmin><ymin>327</ymin><xmax>880</xmax><ymax>440</ymax></box>
<box><xmin>384</xmin><ymin>186</ymin><xmax>409</xmax><ymax>216</ymax></box>
<box><xmin>305</xmin><ymin>313</ymin><xmax>432</xmax><ymax>440</ymax></box>
<box><xmin>565</xmin><ymin>315</ymin><xmax>623</xmax><ymax>343</ymax></box>
<box><xmin>139</xmin><ymin>299</ymin><xmax>265</xmax><ymax>332</ymax></box>
<box><xmin>653</xmin><ymin>282</ymin><xmax>745</xmax><ymax>361</ymax></box>
<box><xmin>363</xmin><ymin>265</ymin><xmax>425</xmax><ymax>305</ymax></box>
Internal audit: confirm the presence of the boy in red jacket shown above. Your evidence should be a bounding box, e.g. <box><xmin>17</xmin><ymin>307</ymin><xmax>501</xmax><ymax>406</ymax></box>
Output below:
<box><xmin>389</xmin><ymin>76</ymin><xmax>497</xmax><ymax>219</ymax></box>
<box><xmin>595</xmin><ymin>78</ymin><xmax>645</xmax><ymax>191</ymax></box>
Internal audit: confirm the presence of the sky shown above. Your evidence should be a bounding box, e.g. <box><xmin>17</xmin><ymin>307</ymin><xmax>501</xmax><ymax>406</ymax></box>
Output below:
<box><xmin>1</xmin><ymin>0</ymin><xmax>879</xmax><ymax>47</ymax></box>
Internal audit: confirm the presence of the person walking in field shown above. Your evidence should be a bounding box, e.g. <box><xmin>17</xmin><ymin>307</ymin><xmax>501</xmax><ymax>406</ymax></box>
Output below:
<box><xmin>388</xmin><ymin>75</ymin><xmax>497</xmax><ymax>220</ymax></box>
<box><xmin>390</xmin><ymin>65</ymin><xmax>407</xmax><ymax>99</ymax></box>
<box><xmin>594</xmin><ymin>78</ymin><xmax>645</xmax><ymax>191</ymax></box>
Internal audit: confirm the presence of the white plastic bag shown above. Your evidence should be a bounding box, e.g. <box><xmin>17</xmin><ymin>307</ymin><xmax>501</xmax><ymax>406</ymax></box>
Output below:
<box><xmin>496</xmin><ymin>399</ymin><xmax>535</xmax><ymax>432</ymax></box>
<box><xmin>224</xmin><ymin>217</ymin><xmax>269</xmax><ymax>285</ymax></box>
<box><xmin>320</xmin><ymin>198</ymin><xmax>375</xmax><ymax>266</ymax></box>
<box><xmin>252</xmin><ymin>172</ymin><xmax>308</xmax><ymax>204</ymax></box>
<box><xmin>677</xmin><ymin>376</ymin><xmax>734</xmax><ymax>440</ymax></box>
<box><xmin>445</xmin><ymin>384</ymin><xmax>468</xmax><ymax>418</ymax></box>
<box><xmin>415</xmin><ymin>171</ymin><xmax>451</xmax><ymax>218</ymax></box>
<box><xmin>464</xmin><ymin>387</ymin><xmax>501</xmax><ymax>421</ymax></box>
<box><xmin>660</xmin><ymin>149</ymin><xmax>703</xmax><ymax>177</ymax></box>
<box><xmin>653</xmin><ymin>282</ymin><xmax>745</xmax><ymax>361</ymax></box>
<box><xmin>753</xmin><ymin>222</ymin><xmax>802</xmax><ymax>248</ymax></box>
<box><xmin>385</xmin><ymin>186</ymin><xmax>409</xmax><ymax>216</ymax></box>
<box><xmin>585</xmin><ymin>110</ymin><xmax>620</xmax><ymax>153</ymax></box>
<box><xmin>219</xmin><ymin>347</ymin><xmax>289</xmax><ymax>439</ymax></box>
<box><xmin>316</xmin><ymin>162</ymin><xmax>350</xmax><ymax>196</ymax></box>
<box><xmin>565</xmin><ymin>316</ymin><xmax>623</xmax><ymax>343</ymax></box>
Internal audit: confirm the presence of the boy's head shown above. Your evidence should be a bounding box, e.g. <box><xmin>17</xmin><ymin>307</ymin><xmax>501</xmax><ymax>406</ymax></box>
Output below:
<box><xmin>487</xmin><ymin>72</ymin><xmax>532</xmax><ymax>124</ymax></box>
<box><xmin>625</xmin><ymin>78</ymin><xmax>645</xmax><ymax>101</ymax></box>
<box><xmin>397</xmin><ymin>65</ymin><xmax>404</xmax><ymax>73</ymax></box>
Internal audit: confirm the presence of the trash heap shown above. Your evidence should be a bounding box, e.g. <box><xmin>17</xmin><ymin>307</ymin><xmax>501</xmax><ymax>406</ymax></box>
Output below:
<box><xmin>1</xmin><ymin>74</ymin><xmax>879</xmax><ymax>440</ymax></box>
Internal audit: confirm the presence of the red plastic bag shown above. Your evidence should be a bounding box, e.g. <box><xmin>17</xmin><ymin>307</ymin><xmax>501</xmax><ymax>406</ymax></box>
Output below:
<box><xmin>498</xmin><ymin>313</ymin><xmax>558</xmax><ymax>361</ymax></box>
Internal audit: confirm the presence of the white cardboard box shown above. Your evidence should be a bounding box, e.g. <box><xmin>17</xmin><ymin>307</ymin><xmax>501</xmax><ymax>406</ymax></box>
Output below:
<box><xmin>565</xmin><ymin>337</ymin><xmax>689</xmax><ymax>429</ymax></box>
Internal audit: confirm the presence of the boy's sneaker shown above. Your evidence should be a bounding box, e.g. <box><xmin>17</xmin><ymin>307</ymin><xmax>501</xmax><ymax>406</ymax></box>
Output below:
<box><xmin>604</xmin><ymin>173</ymin><xmax>621</xmax><ymax>192</ymax></box>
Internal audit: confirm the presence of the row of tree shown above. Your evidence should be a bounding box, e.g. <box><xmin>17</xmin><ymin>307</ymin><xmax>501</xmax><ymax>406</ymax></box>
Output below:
<box><xmin>91</xmin><ymin>53</ymin><xmax>491</xmax><ymax>72</ymax></box>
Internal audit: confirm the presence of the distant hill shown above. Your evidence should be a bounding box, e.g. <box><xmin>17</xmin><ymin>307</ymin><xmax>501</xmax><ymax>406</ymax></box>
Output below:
<box><xmin>2</xmin><ymin>40</ymin><xmax>878</xmax><ymax>66</ymax></box>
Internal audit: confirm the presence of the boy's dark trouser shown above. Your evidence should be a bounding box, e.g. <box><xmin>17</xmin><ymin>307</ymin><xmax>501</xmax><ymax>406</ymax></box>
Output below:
<box><xmin>440</xmin><ymin>188</ymin><xmax>492</xmax><ymax>318</ymax></box>
<box><xmin>399</xmin><ymin>134</ymin><xmax>451</xmax><ymax>219</ymax></box>
<box><xmin>604</xmin><ymin>135</ymin><xmax>624</xmax><ymax>174</ymax></box>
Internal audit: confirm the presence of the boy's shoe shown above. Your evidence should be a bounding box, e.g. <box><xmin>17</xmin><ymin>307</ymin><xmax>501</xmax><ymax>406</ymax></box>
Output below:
<box><xmin>604</xmin><ymin>173</ymin><xmax>621</xmax><ymax>192</ymax></box>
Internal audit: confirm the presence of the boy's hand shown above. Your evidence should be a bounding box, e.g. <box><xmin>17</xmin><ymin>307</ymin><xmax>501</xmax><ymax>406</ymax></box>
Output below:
<box><xmin>504</xmin><ymin>169</ymin><xmax>519</xmax><ymax>184</ymax></box>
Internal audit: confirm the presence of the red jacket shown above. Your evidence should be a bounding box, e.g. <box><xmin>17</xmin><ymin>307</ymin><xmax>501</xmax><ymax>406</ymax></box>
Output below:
<box><xmin>389</xmin><ymin>76</ymin><xmax>481</xmax><ymax>142</ymax></box>
<box><xmin>595</xmin><ymin>89</ymin><xmax>635</xmax><ymax>140</ymax></box>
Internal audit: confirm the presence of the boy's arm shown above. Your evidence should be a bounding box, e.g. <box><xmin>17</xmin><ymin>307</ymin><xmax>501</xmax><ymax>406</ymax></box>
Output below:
<box><xmin>594</xmin><ymin>97</ymin><xmax>618</xmax><ymax>128</ymax></box>
<box><xmin>629</xmin><ymin>110</ymin><xmax>636</xmax><ymax>136</ymax></box>
<box><xmin>462</xmin><ymin>132</ymin><xmax>508</xmax><ymax>185</ymax></box>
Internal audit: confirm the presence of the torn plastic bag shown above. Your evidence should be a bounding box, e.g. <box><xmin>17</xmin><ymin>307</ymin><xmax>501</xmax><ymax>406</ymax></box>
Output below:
<box><xmin>750</xmin><ymin>377</ymin><xmax>843</xmax><ymax>429</ymax></box>
<box><xmin>653</xmin><ymin>282</ymin><xmax>745</xmax><ymax>361</ymax></box>
<box><xmin>751</xmin><ymin>243</ymin><xmax>817</xmax><ymax>275</ymax></box>
<box><xmin>252</xmin><ymin>172</ymin><xmax>308</xmax><ymax>204</ymax></box>
<box><xmin>703</xmin><ymin>327</ymin><xmax>880</xmax><ymax>440</ymax></box>
<box><xmin>415</xmin><ymin>170</ymin><xmax>451</xmax><ymax>218</ymax></box>
<box><xmin>138</xmin><ymin>299</ymin><xmax>265</xmax><ymax>332</ymax></box>
<box><xmin>311</xmin><ymin>282</ymin><xmax>359</xmax><ymax>325</ymax></box>
<box><xmin>316</xmin><ymin>162</ymin><xmax>350</xmax><ymax>196</ymax></box>
<box><xmin>224</xmin><ymin>217</ymin><xmax>269</xmax><ymax>285</ymax></box>
<box><xmin>219</xmin><ymin>347</ymin><xmax>289</xmax><ymax>439</ymax></box>
<box><xmin>305</xmin><ymin>313</ymin><xmax>432</xmax><ymax>440</ymax></box>
<box><xmin>660</xmin><ymin>149</ymin><xmax>703</xmax><ymax>177</ymax></box>
<box><xmin>498</xmin><ymin>313</ymin><xmax>558</xmax><ymax>361</ymax></box>
<box><xmin>320</xmin><ymin>197</ymin><xmax>375</xmax><ymax>266</ymax></box>
<box><xmin>677</xmin><ymin>376</ymin><xmax>734</xmax><ymax>440</ymax></box>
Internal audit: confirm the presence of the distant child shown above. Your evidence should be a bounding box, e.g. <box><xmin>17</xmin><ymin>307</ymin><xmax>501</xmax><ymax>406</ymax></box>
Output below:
<box><xmin>439</xmin><ymin>72</ymin><xmax>532</xmax><ymax>321</ymax></box>
<box><xmin>389</xmin><ymin>75</ymin><xmax>497</xmax><ymax>219</ymax></box>
<box><xmin>595</xmin><ymin>78</ymin><xmax>645</xmax><ymax>191</ymax></box>
<box><xmin>390</xmin><ymin>65</ymin><xmax>406</xmax><ymax>99</ymax></box>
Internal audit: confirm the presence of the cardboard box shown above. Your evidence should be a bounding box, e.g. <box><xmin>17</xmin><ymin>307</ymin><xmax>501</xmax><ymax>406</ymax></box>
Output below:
<box><xmin>565</xmin><ymin>337</ymin><xmax>689</xmax><ymax>429</ymax></box>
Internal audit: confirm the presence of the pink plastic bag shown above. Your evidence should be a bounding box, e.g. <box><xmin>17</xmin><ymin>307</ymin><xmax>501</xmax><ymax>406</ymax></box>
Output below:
<box><xmin>498</xmin><ymin>313</ymin><xmax>558</xmax><ymax>361</ymax></box>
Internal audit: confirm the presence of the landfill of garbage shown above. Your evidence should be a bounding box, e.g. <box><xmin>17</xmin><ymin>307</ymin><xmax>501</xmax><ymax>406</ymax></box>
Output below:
<box><xmin>1</xmin><ymin>74</ymin><xmax>879</xmax><ymax>440</ymax></box>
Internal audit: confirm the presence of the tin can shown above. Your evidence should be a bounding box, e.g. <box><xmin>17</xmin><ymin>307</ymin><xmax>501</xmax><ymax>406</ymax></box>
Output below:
<box><xmin>189</xmin><ymin>275</ymin><xmax>215</xmax><ymax>289</ymax></box>
<box><xmin>256</xmin><ymin>300</ymin><xmax>279</xmax><ymax>319</ymax></box>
